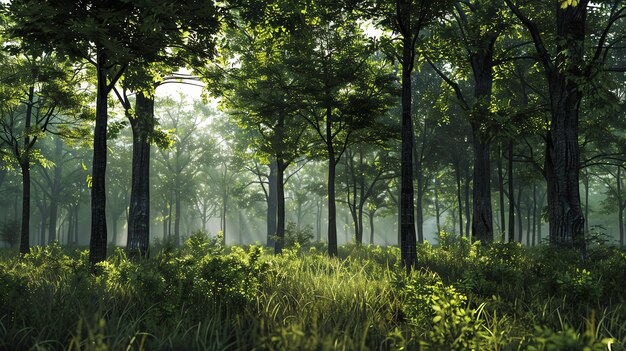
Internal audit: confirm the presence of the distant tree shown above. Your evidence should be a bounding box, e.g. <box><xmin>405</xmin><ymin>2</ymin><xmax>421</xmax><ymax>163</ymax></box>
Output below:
<box><xmin>0</xmin><ymin>53</ymin><xmax>86</xmax><ymax>254</ymax></box>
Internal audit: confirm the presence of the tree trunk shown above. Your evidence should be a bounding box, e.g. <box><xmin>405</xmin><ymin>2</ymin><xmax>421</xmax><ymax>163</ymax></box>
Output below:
<box><xmin>326</xmin><ymin>98</ymin><xmax>338</xmax><ymax>256</ymax></box>
<box><xmin>327</xmin><ymin>149</ymin><xmax>338</xmax><ymax>256</ymax></box>
<box><xmin>400</xmin><ymin>32</ymin><xmax>417</xmax><ymax>269</ymax></box>
<box><xmin>174</xmin><ymin>174</ymin><xmax>181</xmax><ymax>246</ymax></box>
<box><xmin>464</xmin><ymin>165</ymin><xmax>471</xmax><ymax>238</ymax></box>
<box><xmin>89</xmin><ymin>57</ymin><xmax>110</xmax><ymax>265</ymax></box>
<box><xmin>19</xmin><ymin>85</ymin><xmax>35</xmax><ymax>255</ymax></box>
<box><xmin>526</xmin><ymin>197</ymin><xmax>532</xmax><ymax>246</ymax></box>
<box><xmin>617</xmin><ymin>166</ymin><xmax>624</xmax><ymax>246</ymax></box>
<box><xmin>369</xmin><ymin>211</ymin><xmax>375</xmax><ymax>244</ymax></box>
<box><xmin>508</xmin><ymin>141</ymin><xmax>515</xmax><ymax>242</ymax></box>
<box><xmin>435</xmin><ymin>184</ymin><xmax>441</xmax><ymax>235</ymax></box>
<box><xmin>275</xmin><ymin>158</ymin><xmax>286</xmax><ymax>254</ymax></box>
<box><xmin>48</xmin><ymin>137</ymin><xmax>63</xmax><ymax>243</ymax></box>
<box><xmin>469</xmin><ymin>42</ymin><xmax>496</xmax><ymax>243</ymax></box>
<box><xmin>517</xmin><ymin>185</ymin><xmax>523</xmax><ymax>243</ymax></box>
<box><xmin>454</xmin><ymin>160</ymin><xmax>463</xmax><ymax>237</ymax></box>
<box><xmin>127</xmin><ymin>92</ymin><xmax>153</xmax><ymax>257</ymax></box>
<box><xmin>532</xmin><ymin>183</ymin><xmax>537</xmax><ymax>246</ymax></box>
<box><xmin>267</xmin><ymin>160</ymin><xmax>277</xmax><ymax>247</ymax></box>
<box><xmin>498</xmin><ymin>145</ymin><xmax>506</xmax><ymax>240</ymax></box>
<box><xmin>471</xmin><ymin>133</ymin><xmax>493</xmax><ymax>242</ymax></box>
<box><xmin>416</xmin><ymin>166</ymin><xmax>425</xmax><ymax>243</ymax></box>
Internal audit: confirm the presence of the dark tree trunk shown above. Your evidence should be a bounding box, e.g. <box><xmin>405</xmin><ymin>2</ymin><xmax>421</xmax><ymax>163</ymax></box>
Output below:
<box><xmin>617</xmin><ymin>166</ymin><xmax>624</xmax><ymax>246</ymax></box>
<box><xmin>508</xmin><ymin>142</ymin><xmax>515</xmax><ymax>242</ymax></box>
<box><xmin>464</xmin><ymin>166</ymin><xmax>471</xmax><ymax>238</ymax></box>
<box><xmin>435</xmin><ymin>184</ymin><xmax>441</xmax><ymax>235</ymax></box>
<box><xmin>267</xmin><ymin>160</ymin><xmax>277</xmax><ymax>247</ymax></box>
<box><xmin>174</xmin><ymin>177</ymin><xmax>181</xmax><ymax>246</ymax></box>
<box><xmin>400</xmin><ymin>32</ymin><xmax>417</xmax><ymax>269</ymax></box>
<box><xmin>275</xmin><ymin>158</ymin><xmax>286</xmax><ymax>254</ymax></box>
<box><xmin>369</xmin><ymin>211</ymin><xmax>375</xmax><ymax>244</ymax></box>
<box><xmin>454</xmin><ymin>160</ymin><xmax>463</xmax><ymax>237</ymax></box>
<box><xmin>89</xmin><ymin>58</ymin><xmax>110</xmax><ymax>265</ymax></box>
<box><xmin>127</xmin><ymin>92</ymin><xmax>153</xmax><ymax>257</ymax></box>
<box><xmin>19</xmin><ymin>86</ymin><xmax>35</xmax><ymax>255</ymax></box>
<box><xmin>517</xmin><ymin>185</ymin><xmax>523</xmax><ymax>243</ymax></box>
<box><xmin>48</xmin><ymin>137</ymin><xmax>63</xmax><ymax>243</ymax></box>
<box><xmin>469</xmin><ymin>42</ymin><xmax>496</xmax><ymax>243</ymax></box>
<box><xmin>416</xmin><ymin>166</ymin><xmax>425</xmax><ymax>243</ymax></box>
<box><xmin>327</xmin><ymin>150</ymin><xmax>338</xmax><ymax>256</ymax></box>
<box><xmin>583</xmin><ymin>170</ymin><xmax>590</xmax><ymax>234</ymax></box>
<box><xmin>526</xmin><ymin>198</ymin><xmax>532</xmax><ymax>246</ymax></box>
<box><xmin>74</xmin><ymin>205</ymin><xmax>79</xmax><ymax>245</ymax></box>
<box><xmin>471</xmin><ymin>134</ymin><xmax>493</xmax><ymax>242</ymax></box>
<box><xmin>532</xmin><ymin>183</ymin><xmax>538</xmax><ymax>246</ymax></box>
<box><xmin>326</xmin><ymin>100</ymin><xmax>338</xmax><ymax>256</ymax></box>
<box><xmin>498</xmin><ymin>145</ymin><xmax>506</xmax><ymax>240</ymax></box>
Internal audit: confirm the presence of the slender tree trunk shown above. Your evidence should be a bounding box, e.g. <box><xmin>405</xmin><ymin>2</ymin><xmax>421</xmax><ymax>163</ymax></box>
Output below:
<box><xmin>508</xmin><ymin>141</ymin><xmax>515</xmax><ymax>242</ymax></box>
<box><xmin>316</xmin><ymin>199</ymin><xmax>322</xmax><ymax>242</ymax></box>
<box><xmin>275</xmin><ymin>158</ymin><xmax>286</xmax><ymax>254</ymax></box>
<box><xmin>127</xmin><ymin>92</ymin><xmax>153</xmax><ymax>257</ymax></box>
<box><xmin>435</xmin><ymin>184</ymin><xmax>441</xmax><ymax>235</ymax></box>
<box><xmin>174</xmin><ymin>177</ymin><xmax>181</xmax><ymax>246</ymax></box>
<box><xmin>89</xmin><ymin>57</ymin><xmax>110</xmax><ymax>265</ymax></box>
<box><xmin>267</xmin><ymin>160</ymin><xmax>277</xmax><ymax>247</ymax></box>
<box><xmin>526</xmin><ymin>198</ymin><xmax>532</xmax><ymax>246</ymax></box>
<box><xmin>369</xmin><ymin>211</ymin><xmax>375</xmax><ymax>244</ymax></box>
<box><xmin>517</xmin><ymin>185</ymin><xmax>523</xmax><ymax>243</ymax></box>
<box><xmin>327</xmin><ymin>102</ymin><xmax>338</xmax><ymax>256</ymax></box>
<box><xmin>464</xmin><ymin>166</ymin><xmax>471</xmax><ymax>238</ymax></box>
<box><xmin>416</xmin><ymin>166</ymin><xmax>425</xmax><ymax>242</ymax></box>
<box><xmin>328</xmin><ymin>154</ymin><xmax>338</xmax><ymax>256</ymax></box>
<box><xmin>399</xmin><ymin>26</ymin><xmax>417</xmax><ymax>270</ymax></box>
<box><xmin>19</xmin><ymin>86</ymin><xmax>35</xmax><ymax>255</ymax></box>
<box><xmin>617</xmin><ymin>166</ymin><xmax>624</xmax><ymax>246</ymax></box>
<box><xmin>74</xmin><ymin>205</ymin><xmax>79</xmax><ymax>245</ymax></box>
<box><xmin>454</xmin><ymin>161</ymin><xmax>463</xmax><ymax>237</ymax></box>
<box><xmin>48</xmin><ymin>137</ymin><xmax>63</xmax><ymax>243</ymax></box>
<box><xmin>583</xmin><ymin>171</ymin><xmax>589</xmax><ymax>233</ymax></box>
<box><xmin>498</xmin><ymin>145</ymin><xmax>506</xmax><ymax>240</ymax></box>
<box><xmin>532</xmin><ymin>183</ymin><xmax>537</xmax><ymax>246</ymax></box>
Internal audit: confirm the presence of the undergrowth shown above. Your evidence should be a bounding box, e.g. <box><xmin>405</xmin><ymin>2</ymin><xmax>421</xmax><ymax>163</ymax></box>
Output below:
<box><xmin>0</xmin><ymin>232</ymin><xmax>625</xmax><ymax>350</ymax></box>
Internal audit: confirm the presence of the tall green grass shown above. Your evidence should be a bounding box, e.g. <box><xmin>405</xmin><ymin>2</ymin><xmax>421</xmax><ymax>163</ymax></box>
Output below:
<box><xmin>0</xmin><ymin>235</ymin><xmax>625</xmax><ymax>350</ymax></box>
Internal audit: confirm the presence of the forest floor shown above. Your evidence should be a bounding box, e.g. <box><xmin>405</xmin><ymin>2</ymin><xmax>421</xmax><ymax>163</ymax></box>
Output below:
<box><xmin>0</xmin><ymin>234</ymin><xmax>625</xmax><ymax>350</ymax></box>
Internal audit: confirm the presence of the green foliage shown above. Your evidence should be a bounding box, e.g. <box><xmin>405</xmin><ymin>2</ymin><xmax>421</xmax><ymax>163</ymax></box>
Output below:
<box><xmin>0</xmin><ymin>242</ymin><xmax>625</xmax><ymax>350</ymax></box>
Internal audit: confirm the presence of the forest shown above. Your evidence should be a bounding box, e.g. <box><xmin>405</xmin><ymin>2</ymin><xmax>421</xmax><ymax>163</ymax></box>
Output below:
<box><xmin>0</xmin><ymin>0</ymin><xmax>625</xmax><ymax>349</ymax></box>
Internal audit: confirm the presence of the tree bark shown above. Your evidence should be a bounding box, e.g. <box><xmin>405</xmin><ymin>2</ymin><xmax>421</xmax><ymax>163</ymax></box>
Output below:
<box><xmin>19</xmin><ymin>85</ymin><xmax>35</xmax><ymax>255</ymax></box>
<box><xmin>48</xmin><ymin>137</ymin><xmax>63</xmax><ymax>243</ymax></box>
<box><xmin>327</xmin><ymin>103</ymin><xmax>338</xmax><ymax>256</ymax></box>
<box><xmin>267</xmin><ymin>160</ymin><xmax>278</xmax><ymax>247</ymax></box>
<box><xmin>400</xmin><ymin>32</ymin><xmax>417</xmax><ymax>270</ymax></box>
<box><xmin>508</xmin><ymin>141</ymin><xmax>515</xmax><ymax>242</ymax></box>
<box><xmin>469</xmin><ymin>41</ymin><xmax>496</xmax><ymax>243</ymax></box>
<box><xmin>275</xmin><ymin>158</ymin><xmax>286</xmax><ymax>254</ymax></box>
<box><xmin>127</xmin><ymin>92</ymin><xmax>153</xmax><ymax>257</ymax></box>
<box><xmin>454</xmin><ymin>160</ymin><xmax>463</xmax><ymax>236</ymax></box>
<box><xmin>617</xmin><ymin>166</ymin><xmax>624</xmax><ymax>246</ymax></box>
<box><xmin>89</xmin><ymin>56</ymin><xmax>110</xmax><ymax>265</ymax></box>
<box><xmin>498</xmin><ymin>145</ymin><xmax>506</xmax><ymax>240</ymax></box>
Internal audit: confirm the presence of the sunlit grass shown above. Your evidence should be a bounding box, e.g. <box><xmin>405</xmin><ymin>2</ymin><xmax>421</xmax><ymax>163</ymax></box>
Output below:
<box><xmin>0</xmin><ymin>236</ymin><xmax>625</xmax><ymax>350</ymax></box>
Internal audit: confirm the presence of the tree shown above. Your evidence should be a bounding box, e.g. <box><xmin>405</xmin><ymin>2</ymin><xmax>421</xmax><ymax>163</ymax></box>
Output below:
<box><xmin>503</xmin><ymin>0</ymin><xmax>626</xmax><ymax>255</ymax></box>
<box><xmin>0</xmin><ymin>53</ymin><xmax>85</xmax><ymax>254</ymax></box>
<box><xmin>371</xmin><ymin>0</ymin><xmax>451</xmax><ymax>269</ymax></box>
<box><xmin>10</xmin><ymin>0</ymin><xmax>219</xmax><ymax>264</ymax></box>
